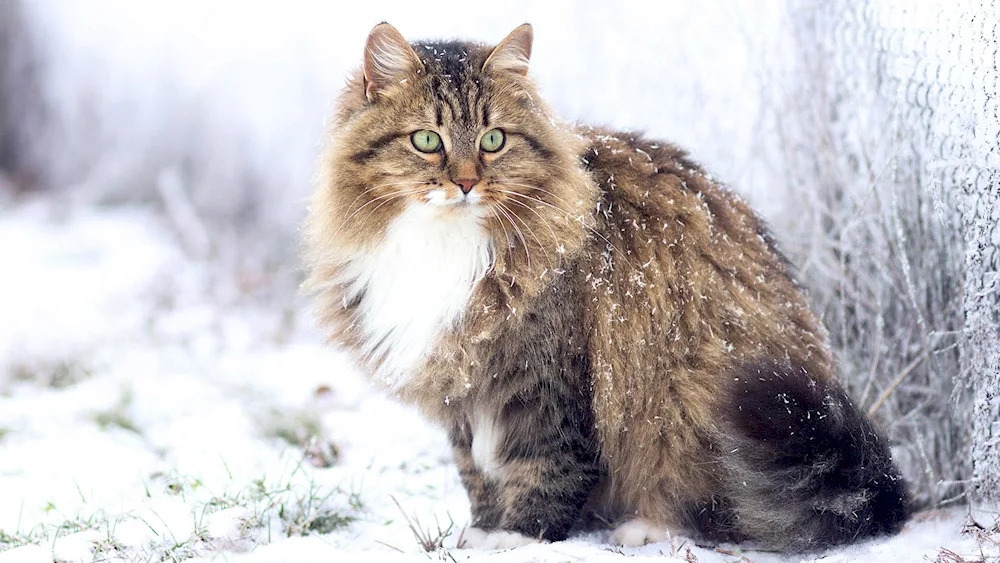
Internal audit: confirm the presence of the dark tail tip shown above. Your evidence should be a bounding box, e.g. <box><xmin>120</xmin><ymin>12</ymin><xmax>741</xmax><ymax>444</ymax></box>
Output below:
<box><xmin>710</xmin><ymin>360</ymin><xmax>909</xmax><ymax>552</ymax></box>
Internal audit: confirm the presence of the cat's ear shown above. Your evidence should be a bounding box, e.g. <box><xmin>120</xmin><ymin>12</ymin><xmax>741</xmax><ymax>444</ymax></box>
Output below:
<box><xmin>363</xmin><ymin>22</ymin><xmax>424</xmax><ymax>102</ymax></box>
<box><xmin>483</xmin><ymin>23</ymin><xmax>533</xmax><ymax>77</ymax></box>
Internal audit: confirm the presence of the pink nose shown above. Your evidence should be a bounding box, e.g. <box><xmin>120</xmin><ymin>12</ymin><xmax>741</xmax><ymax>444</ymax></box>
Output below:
<box><xmin>455</xmin><ymin>178</ymin><xmax>478</xmax><ymax>194</ymax></box>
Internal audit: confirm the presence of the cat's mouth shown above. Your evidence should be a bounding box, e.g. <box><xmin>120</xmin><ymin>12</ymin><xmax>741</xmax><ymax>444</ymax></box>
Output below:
<box><xmin>423</xmin><ymin>186</ymin><xmax>485</xmax><ymax>209</ymax></box>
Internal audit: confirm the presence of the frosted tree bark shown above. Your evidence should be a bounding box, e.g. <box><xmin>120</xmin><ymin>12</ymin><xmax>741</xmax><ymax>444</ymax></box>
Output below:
<box><xmin>963</xmin><ymin>177</ymin><xmax>1000</xmax><ymax>509</ymax></box>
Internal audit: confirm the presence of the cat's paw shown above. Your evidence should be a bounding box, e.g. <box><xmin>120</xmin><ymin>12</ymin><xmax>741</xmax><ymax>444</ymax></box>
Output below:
<box><xmin>454</xmin><ymin>527</ymin><xmax>541</xmax><ymax>550</ymax></box>
<box><xmin>610</xmin><ymin>519</ymin><xmax>669</xmax><ymax>547</ymax></box>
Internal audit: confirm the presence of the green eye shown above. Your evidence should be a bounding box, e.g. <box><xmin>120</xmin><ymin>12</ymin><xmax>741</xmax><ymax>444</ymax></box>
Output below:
<box><xmin>480</xmin><ymin>128</ymin><xmax>505</xmax><ymax>152</ymax></box>
<box><xmin>411</xmin><ymin>130</ymin><xmax>442</xmax><ymax>153</ymax></box>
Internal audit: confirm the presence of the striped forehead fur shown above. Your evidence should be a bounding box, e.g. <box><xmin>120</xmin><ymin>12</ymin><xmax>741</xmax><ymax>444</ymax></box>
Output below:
<box><xmin>414</xmin><ymin>41</ymin><xmax>490</xmax><ymax>126</ymax></box>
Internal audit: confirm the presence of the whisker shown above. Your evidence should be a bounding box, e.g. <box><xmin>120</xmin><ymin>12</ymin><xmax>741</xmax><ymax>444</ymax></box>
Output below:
<box><xmin>341</xmin><ymin>188</ymin><xmax>422</xmax><ymax>227</ymax></box>
<box><xmin>340</xmin><ymin>180</ymin><xmax>425</xmax><ymax>218</ymax></box>
<box><xmin>331</xmin><ymin>187</ymin><xmax>429</xmax><ymax>239</ymax></box>
<box><xmin>547</xmin><ymin>161</ymin><xmax>593</xmax><ymax>182</ymax></box>
<box><xmin>492</xmin><ymin>192</ymin><xmax>560</xmax><ymax>254</ymax></box>
<box><xmin>500</xmin><ymin>181</ymin><xmax>581</xmax><ymax>213</ymax></box>
<box><xmin>487</xmin><ymin>206</ymin><xmax>514</xmax><ymax>266</ymax></box>
<box><xmin>354</xmin><ymin>188</ymin><xmax>429</xmax><ymax>226</ymax></box>
<box><xmin>496</xmin><ymin>199</ymin><xmax>552</xmax><ymax>267</ymax></box>
<box><xmin>494</xmin><ymin>184</ymin><xmax>634</xmax><ymax>269</ymax></box>
<box><xmin>494</xmin><ymin>201</ymin><xmax>531</xmax><ymax>272</ymax></box>
<box><xmin>495</xmin><ymin>202</ymin><xmax>531</xmax><ymax>271</ymax></box>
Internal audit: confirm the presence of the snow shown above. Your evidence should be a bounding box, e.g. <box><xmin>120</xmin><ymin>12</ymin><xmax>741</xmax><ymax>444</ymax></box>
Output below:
<box><xmin>1</xmin><ymin>202</ymin><xmax>996</xmax><ymax>563</ymax></box>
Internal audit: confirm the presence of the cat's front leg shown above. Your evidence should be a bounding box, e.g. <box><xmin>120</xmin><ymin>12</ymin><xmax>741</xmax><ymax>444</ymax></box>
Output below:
<box><xmin>448</xmin><ymin>423</ymin><xmax>502</xmax><ymax>530</ymax></box>
<box><xmin>462</xmin><ymin>385</ymin><xmax>599</xmax><ymax>547</ymax></box>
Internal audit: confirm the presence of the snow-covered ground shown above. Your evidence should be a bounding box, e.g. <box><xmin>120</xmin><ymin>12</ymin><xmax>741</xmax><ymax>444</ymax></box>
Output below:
<box><xmin>0</xmin><ymin>203</ymin><xmax>996</xmax><ymax>563</ymax></box>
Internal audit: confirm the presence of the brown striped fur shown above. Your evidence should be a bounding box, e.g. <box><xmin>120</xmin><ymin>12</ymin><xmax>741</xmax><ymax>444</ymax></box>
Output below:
<box><xmin>303</xmin><ymin>23</ymin><xmax>908</xmax><ymax>551</ymax></box>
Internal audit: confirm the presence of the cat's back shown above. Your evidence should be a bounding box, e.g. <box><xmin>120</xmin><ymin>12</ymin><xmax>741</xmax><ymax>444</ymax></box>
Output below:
<box><xmin>577</xmin><ymin>126</ymin><xmax>761</xmax><ymax>260</ymax></box>
<box><xmin>573</xmin><ymin>125</ymin><xmax>828</xmax><ymax>378</ymax></box>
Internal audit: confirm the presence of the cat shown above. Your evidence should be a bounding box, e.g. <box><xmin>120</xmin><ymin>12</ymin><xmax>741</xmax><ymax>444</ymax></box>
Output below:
<box><xmin>303</xmin><ymin>22</ymin><xmax>909</xmax><ymax>552</ymax></box>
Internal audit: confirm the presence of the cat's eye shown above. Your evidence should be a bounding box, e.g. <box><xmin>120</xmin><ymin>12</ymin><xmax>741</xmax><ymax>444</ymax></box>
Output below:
<box><xmin>480</xmin><ymin>128</ymin><xmax>506</xmax><ymax>153</ymax></box>
<box><xmin>411</xmin><ymin>130</ymin><xmax>442</xmax><ymax>153</ymax></box>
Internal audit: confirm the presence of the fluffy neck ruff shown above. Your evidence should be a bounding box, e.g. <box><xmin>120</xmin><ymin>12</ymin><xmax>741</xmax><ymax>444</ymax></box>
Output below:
<box><xmin>341</xmin><ymin>204</ymin><xmax>494</xmax><ymax>389</ymax></box>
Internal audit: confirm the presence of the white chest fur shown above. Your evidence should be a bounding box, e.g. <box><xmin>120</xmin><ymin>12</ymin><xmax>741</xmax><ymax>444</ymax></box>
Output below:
<box><xmin>341</xmin><ymin>204</ymin><xmax>493</xmax><ymax>388</ymax></box>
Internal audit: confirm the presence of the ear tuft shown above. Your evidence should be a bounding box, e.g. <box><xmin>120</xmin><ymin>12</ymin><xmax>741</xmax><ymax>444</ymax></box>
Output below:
<box><xmin>483</xmin><ymin>23</ymin><xmax>533</xmax><ymax>77</ymax></box>
<box><xmin>363</xmin><ymin>22</ymin><xmax>423</xmax><ymax>101</ymax></box>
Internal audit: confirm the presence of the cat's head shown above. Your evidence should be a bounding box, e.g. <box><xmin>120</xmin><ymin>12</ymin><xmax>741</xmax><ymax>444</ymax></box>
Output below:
<box><xmin>311</xmin><ymin>23</ymin><xmax>594</xmax><ymax>276</ymax></box>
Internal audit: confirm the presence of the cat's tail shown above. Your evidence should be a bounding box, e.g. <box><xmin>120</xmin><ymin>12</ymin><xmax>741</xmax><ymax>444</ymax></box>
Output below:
<box><xmin>711</xmin><ymin>360</ymin><xmax>910</xmax><ymax>552</ymax></box>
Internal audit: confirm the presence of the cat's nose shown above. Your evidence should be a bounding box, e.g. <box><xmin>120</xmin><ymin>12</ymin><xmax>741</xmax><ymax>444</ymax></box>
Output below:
<box><xmin>455</xmin><ymin>178</ymin><xmax>478</xmax><ymax>194</ymax></box>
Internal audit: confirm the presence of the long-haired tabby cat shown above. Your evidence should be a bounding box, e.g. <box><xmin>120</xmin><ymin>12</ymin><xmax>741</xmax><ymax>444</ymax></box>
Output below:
<box><xmin>304</xmin><ymin>22</ymin><xmax>909</xmax><ymax>552</ymax></box>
